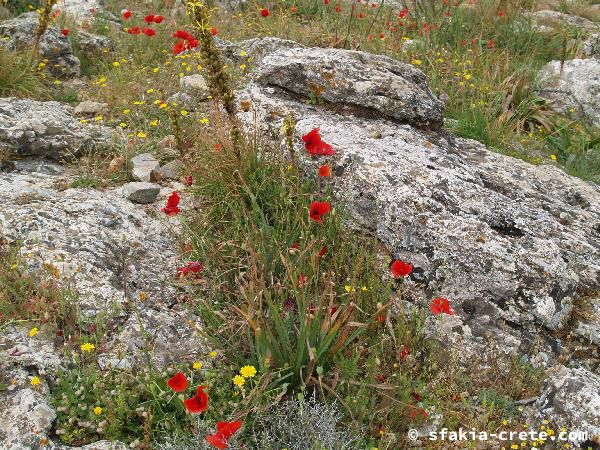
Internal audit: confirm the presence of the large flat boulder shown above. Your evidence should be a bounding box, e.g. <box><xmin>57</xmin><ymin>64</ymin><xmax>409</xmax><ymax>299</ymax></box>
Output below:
<box><xmin>0</xmin><ymin>12</ymin><xmax>80</xmax><ymax>78</ymax></box>
<box><xmin>251</xmin><ymin>45</ymin><xmax>444</xmax><ymax>128</ymax></box>
<box><xmin>537</xmin><ymin>58</ymin><xmax>600</xmax><ymax>127</ymax></box>
<box><xmin>236</xmin><ymin>39</ymin><xmax>600</xmax><ymax>368</ymax></box>
<box><xmin>0</xmin><ymin>97</ymin><xmax>112</xmax><ymax>161</ymax></box>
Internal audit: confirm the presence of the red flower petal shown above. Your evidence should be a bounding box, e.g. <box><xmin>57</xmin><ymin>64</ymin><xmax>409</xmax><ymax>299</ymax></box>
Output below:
<box><xmin>183</xmin><ymin>385</ymin><xmax>209</xmax><ymax>414</ymax></box>
<box><xmin>162</xmin><ymin>191</ymin><xmax>181</xmax><ymax>216</ymax></box>
<box><xmin>318</xmin><ymin>244</ymin><xmax>327</xmax><ymax>257</ymax></box>
<box><xmin>302</xmin><ymin>128</ymin><xmax>336</xmax><ymax>156</ymax></box>
<box><xmin>167</xmin><ymin>372</ymin><xmax>188</xmax><ymax>392</ymax></box>
<box><xmin>210</xmin><ymin>27</ymin><xmax>218</xmax><ymax>36</ymax></box>
<box><xmin>260</xmin><ymin>8</ymin><xmax>270</xmax><ymax>17</ymax></box>
<box><xmin>173</xmin><ymin>29</ymin><xmax>192</xmax><ymax>40</ymax></box>
<box><xmin>309</xmin><ymin>201</ymin><xmax>331</xmax><ymax>224</ymax></box>
<box><xmin>318</xmin><ymin>165</ymin><xmax>332</xmax><ymax>177</ymax></box>
<box><xmin>216</xmin><ymin>420</ymin><xmax>243</xmax><ymax>439</ymax></box>
<box><xmin>142</xmin><ymin>27</ymin><xmax>156</xmax><ymax>36</ymax></box>
<box><xmin>61</xmin><ymin>28</ymin><xmax>69</xmax><ymax>36</ymax></box>
<box><xmin>391</xmin><ymin>260</ymin><xmax>412</xmax><ymax>278</ymax></box>
<box><xmin>185</xmin><ymin>175</ymin><xmax>193</xmax><ymax>186</ymax></box>
<box><xmin>206</xmin><ymin>434</ymin><xmax>228</xmax><ymax>449</ymax></box>
<box><xmin>144</xmin><ymin>14</ymin><xmax>155</xmax><ymax>23</ymax></box>
<box><xmin>122</xmin><ymin>10</ymin><xmax>132</xmax><ymax>19</ymax></box>
<box><xmin>430</xmin><ymin>297</ymin><xmax>454</xmax><ymax>316</ymax></box>
<box><xmin>127</xmin><ymin>26</ymin><xmax>141</xmax><ymax>35</ymax></box>
<box><xmin>153</xmin><ymin>15</ymin><xmax>164</xmax><ymax>23</ymax></box>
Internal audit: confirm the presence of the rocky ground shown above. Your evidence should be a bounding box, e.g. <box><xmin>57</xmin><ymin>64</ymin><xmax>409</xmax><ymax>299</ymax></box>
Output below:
<box><xmin>0</xmin><ymin>0</ymin><xmax>599</xmax><ymax>449</ymax></box>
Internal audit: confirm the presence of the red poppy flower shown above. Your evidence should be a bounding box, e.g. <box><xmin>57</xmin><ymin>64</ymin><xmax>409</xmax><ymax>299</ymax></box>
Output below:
<box><xmin>173</xmin><ymin>29</ymin><xmax>192</xmax><ymax>40</ymax></box>
<box><xmin>260</xmin><ymin>8</ymin><xmax>270</xmax><ymax>17</ymax></box>
<box><xmin>144</xmin><ymin>14</ymin><xmax>155</xmax><ymax>23</ymax></box>
<box><xmin>206</xmin><ymin>421</ymin><xmax>243</xmax><ymax>449</ymax></box>
<box><xmin>309</xmin><ymin>201</ymin><xmax>331</xmax><ymax>224</ymax></box>
<box><xmin>185</xmin><ymin>175</ymin><xmax>193</xmax><ymax>186</ymax></box>
<box><xmin>430</xmin><ymin>297</ymin><xmax>454</xmax><ymax>316</ymax></box>
<box><xmin>177</xmin><ymin>261</ymin><xmax>203</xmax><ymax>277</ymax></box>
<box><xmin>289</xmin><ymin>242</ymin><xmax>300</xmax><ymax>254</ymax></box>
<box><xmin>318</xmin><ymin>165</ymin><xmax>332</xmax><ymax>177</ymax></box>
<box><xmin>122</xmin><ymin>9</ymin><xmax>132</xmax><ymax>19</ymax></box>
<box><xmin>153</xmin><ymin>15</ymin><xmax>164</xmax><ymax>23</ymax></box>
<box><xmin>162</xmin><ymin>191</ymin><xmax>181</xmax><ymax>216</ymax></box>
<box><xmin>127</xmin><ymin>26</ymin><xmax>141</xmax><ymax>35</ymax></box>
<box><xmin>488</xmin><ymin>39</ymin><xmax>495</xmax><ymax>48</ymax></box>
<box><xmin>324</xmin><ymin>0</ymin><xmax>330</xmax><ymax>4</ymax></box>
<box><xmin>391</xmin><ymin>260</ymin><xmax>412</xmax><ymax>278</ymax></box>
<box><xmin>335</xmin><ymin>5</ymin><xmax>342</xmax><ymax>12</ymax></box>
<box><xmin>187</xmin><ymin>38</ymin><xmax>198</xmax><ymax>49</ymax></box>
<box><xmin>183</xmin><ymin>385</ymin><xmax>209</xmax><ymax>414</ymax></box>
<box><xmin>142</xmin><ymin>27</ymin><xmax>156</xmax><ymax>36</ymax></box>
<box><xmin>167</xmin><ymin>372</ymin><xmax>188</xmax><ymax>392</ymax></box>
<box><xmin>210</xmin><ymin>27</ymin><xmax>218</xmax><ymax>36</ymax></box>
<box><xmin>290</xmin><ymin>6</ymin><xmax>298</xmax><ymax>12</ymax></box>
<box><xmin>302</xmin><ymin>128</ymin><xmax>335</xmax><ymax>156</ymax></box>
<box><xmin>318</xmin><ymin>244</ymin><xmax>327</xmax><ymax>257</ymax></box>
<box><xmin>61</xmin><ymin>28</ymin><xmax>69</xmax><ymax>36</ymax></box>
<box><xmin>498</xmin><ymin>10</ymin><xmax>505</xmax><ymax>17</ymax></box>
<box><xmin>398</xmin><ymin>7</ymin><xmax>409</xmax><ymax>18</ymax></box>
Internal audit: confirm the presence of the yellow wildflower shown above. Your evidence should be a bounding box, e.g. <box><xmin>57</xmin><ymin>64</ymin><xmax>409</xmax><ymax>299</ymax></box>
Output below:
<box><xmin>93</xmin><ymin>406</ymin><xmax>102</xmax><ymax>415</ymax></box>
<box><xmin>80</xmin><ymin>342</ymin><xmax>95</xmax><ymax>352</ymax></box>
<box><xmin>31</xmin><ymin>376</ymin><xmax>40</xmax><ymax>386</ymax></box>
<box><xmin>240</xmin><ymin>365</ymin><xmax>257</xmax><ymax>378</ymax></box>
<box><xmin>232</xmin><ymin>375</ymin><xmax>245</xmax><ymax>386</ymax></box>
<box><xmin>29</xmin><ymin>327</ymin><xmax>39</xmax><ymax>337</ymax></box>
<box><xmin>137</xmin><ymin>132</ymin><xmax>147</xmax><ymax>139</ymax></box>
<box><xmin>193</xmin><ymin>361</ymin><xmax>203</xmax><ymax>370</ymax></box>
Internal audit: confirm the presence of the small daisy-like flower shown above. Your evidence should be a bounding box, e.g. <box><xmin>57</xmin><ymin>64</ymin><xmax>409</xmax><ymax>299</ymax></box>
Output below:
<box><xmin>93</xmin><ymin>406</ymin><xmax>102</xmax><ymax>415</ymax></box>
<box><xmin>232</xmin><ymin>375</ymin><xmax>245</xmax><ymax>386</ymax></box>
<box><xmin>30</xmin><ymin>376</ymin><xmax>41</xmax><ymax>386</ymax></box>
<box><xmin>240</xmin><ymin>365</ymin><xmax>257</xmax><ymax>378</ymax></box>
<box><xmin>80</xmin><ymin>342</ymin><xmax>95</xmax><ymax>352</ymax></box>
<box><xmin>29</xmin><ymin>327</ymin><xmax>39</xmax><ymax>337</ymax></box>
<box><xmin>112</xmin><ymin>61</ymin><xmax>120</xmax><ymax>68</ymax></box>
<box><xmin>137</xmin><ymin>132</ymin><xmax>147</xmax><ymax>138</ymax></box>
<box><xmin>193</xmin><ymin>361</ymin><xmax>203</xmax><ymax>370</ymax></box>
<box><xmin>180</xmin><ymin>110</ymin><xmax>188</xmax><ymax>116</ymax></box>
<box><xmin>200</xmin><ymin>117</ymin><xmax>209</xmax><ymax>124</ymax></box>
<box><xmin>209</xmin><ymin>351</ymin><xmax>218</xmax><ymax>358</ymax></box>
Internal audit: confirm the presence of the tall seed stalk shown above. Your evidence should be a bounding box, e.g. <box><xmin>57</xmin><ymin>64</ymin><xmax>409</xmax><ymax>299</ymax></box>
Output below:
<box><xmin>32</xmin><ymin>0</ymin><xmax>57</xmax><ymax>61</ymax></box>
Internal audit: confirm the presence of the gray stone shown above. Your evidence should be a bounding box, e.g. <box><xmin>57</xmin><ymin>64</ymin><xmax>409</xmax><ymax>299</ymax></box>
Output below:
<box><xmin>537</xmin><ymin>58</ymin><xmax>600</xmax><ymax>127</ymax></box>
<box><xmin>0</xmin><ymin>97</ymin><xmax>113</xmax><ymax>161</ymax></box>
<box><xmin>167</xmin><ymin>91</ymin><xmax>193</xmax><ymax>107</ymax></box>
<box><xmin>122</xmin><ymin>181</ymin><xmax>160</xmax><ymax>204</ymax></box>
<box><xmin>160</xmin><ymin>159</ymin><xmax>184</xmax><ymax>180</ymax></box>
<box><xmin>524</xmin><ymin>10</ymin><xmax>598</xmax><ymax>33</ymax></box>
<box><xmin>74</xmin><ymin>100</ymin><xmax>108</xmax><ymax>116</ymax></box>
<box><xmin>0</xmin><ymin>12</ymin><xmax>80</xmax><ymax>78</ymax></box>
<box><xmin>130</xmin><ymin>152</ymin><xmax>160</xmax><ymax>182</ymax></box>
<box><xmin>236</xmin><ymin>38</ymin><xmax>600</xmax><ymax>369</ymax></box>
<box><xmin>179</xmin><ymin>74</ymin><xmax>210</xmax><ymax>99</ymax></box>
<box><xmin>252</xmin><ymin>45</ymin><xmax>444</xmax><ymax>128</ymax></box>
<box><xmin>532</xmin><ymin>366</ymin><xmax>600</xmax><ymax>446</ymax></box>
<box><xmin>583</xmin><ymin>33</ymin><xmax>600</xmax><ymax>59</ymax></box>
<box><xmin>75</xmin><ymin>30</ymin><xmax>113</xmax><ymax>59</ymax></box>
<box><xmin>0</xmin><ymin>170</ymin><xmax>177</xmax><ymax>315</ymax></box>
<box><xmin>217</xmin><ymin>36</ymin><xmax>304</xmax><ymax>68</ymax></box>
